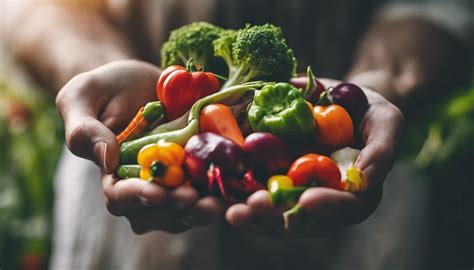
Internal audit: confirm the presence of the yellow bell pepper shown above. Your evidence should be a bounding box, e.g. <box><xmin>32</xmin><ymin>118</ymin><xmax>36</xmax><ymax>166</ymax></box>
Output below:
<box><xmin>137</xmin><ymin>141</ymin><xmax>186</xmax><ymax>188</ymax></box>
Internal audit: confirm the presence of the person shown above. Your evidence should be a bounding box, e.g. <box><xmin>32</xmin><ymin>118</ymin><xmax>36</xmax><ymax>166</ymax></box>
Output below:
<box><xmin>2</xmin><ymin>0</ymin><xmax>471</xmax><ymax>269</ymax></box>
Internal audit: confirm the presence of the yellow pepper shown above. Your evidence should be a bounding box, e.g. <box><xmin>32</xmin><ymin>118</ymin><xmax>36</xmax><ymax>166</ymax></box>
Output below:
<box><xmin>344</xmin><ymin>166</ymin><xmax>368</xmax><ymax>192</ymax></box>
<box><xmin>137</xmin><ymin>141</ymin><xmax>186</xmax><ymax>188</ymax></box>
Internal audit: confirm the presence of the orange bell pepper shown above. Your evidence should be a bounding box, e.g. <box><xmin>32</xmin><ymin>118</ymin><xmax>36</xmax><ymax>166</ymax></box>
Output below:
<box><xmin>313</xmin><ymin>104</ymin><xmax>353</xmax><ymax>149</ymax></box>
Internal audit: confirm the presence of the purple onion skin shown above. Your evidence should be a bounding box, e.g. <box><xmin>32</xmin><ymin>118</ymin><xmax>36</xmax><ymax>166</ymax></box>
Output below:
<box><xmin>184</xmin><ymin>132</ymin><xmax>246</xmax><ymax>187</ymax></box>
<box><xmin>328</xmin><ymin>83</ymin><xmax>369</xmax><ymax>123</ymax></box>
<box><xmin>244</xmin><ymin>132</ymin><xmax>291</xmax><ymax>176</ymax></box>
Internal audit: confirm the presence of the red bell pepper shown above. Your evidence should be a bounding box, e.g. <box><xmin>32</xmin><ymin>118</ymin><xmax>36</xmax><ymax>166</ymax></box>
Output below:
<box><xmin>156</xmin><ymin>60</ymin><xmax>220</xmax><ymax>120</ymax></box>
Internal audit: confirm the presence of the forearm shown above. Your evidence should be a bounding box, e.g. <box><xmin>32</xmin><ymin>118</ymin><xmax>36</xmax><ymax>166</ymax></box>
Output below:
<box><xmin>6</xmin><ymin>1</ymin><xmax>136</xmax><ymax>91</ymax></box>
<box><xmin>346</xmin><ymin>16</ymin><xmax>471</xmax><ymax>107</ymax></box>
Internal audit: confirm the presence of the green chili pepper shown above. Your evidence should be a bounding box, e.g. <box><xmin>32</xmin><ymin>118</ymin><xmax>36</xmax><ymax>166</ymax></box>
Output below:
<box><xmin>143</xmin><ymin>101</ymin><xmax>165</xmax><ymax>122</ymax></box>
<box><xmin>267</xmin><ymin>175</ymin><xmax>306</xmax><ymax>208</ymax></box>
<box><xmin>117</xmin><ymin>165</ymin><xmax>141</xmax><ymax>179</ymax></box>
<box><xmin>248</xmin><ymin>83</ymin><xmax>314</xmax><ymax>140</ymax></box>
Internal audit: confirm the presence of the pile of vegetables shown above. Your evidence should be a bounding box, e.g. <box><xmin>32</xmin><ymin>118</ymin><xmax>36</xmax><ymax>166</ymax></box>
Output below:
<box><xmin>117</xmin><ymin>22</ymin><xmax>370</xmax><ymax>221</ymax></box>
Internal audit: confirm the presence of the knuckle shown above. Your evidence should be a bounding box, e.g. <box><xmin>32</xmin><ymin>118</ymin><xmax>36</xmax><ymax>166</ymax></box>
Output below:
<box><xmin>387</xmin><ymin>103</ymin><xmax>404</xmax><ymax>123</ymax></box>
<box><xmin>74</xmin><ymin>71</ymin><xmax>103</xmax><ymax>91</ymax></box>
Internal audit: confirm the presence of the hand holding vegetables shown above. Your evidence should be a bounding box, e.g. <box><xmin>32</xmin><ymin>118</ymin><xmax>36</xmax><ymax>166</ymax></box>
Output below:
<box><xmin>55</xmin><ymin>22</ymin><xmax>403</xmax><ymax>236</ymax></box>
<box><xmin>226</xmin><ymin>79</ymin><xmax>403</xmax><ymax>235</ymax></box>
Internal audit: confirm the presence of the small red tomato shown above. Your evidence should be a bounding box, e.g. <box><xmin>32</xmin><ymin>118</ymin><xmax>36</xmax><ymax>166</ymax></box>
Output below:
<box><xmin>287</xmin><ymin>153</ymin><xmax>342</xmax><ymax>190</ymax></box>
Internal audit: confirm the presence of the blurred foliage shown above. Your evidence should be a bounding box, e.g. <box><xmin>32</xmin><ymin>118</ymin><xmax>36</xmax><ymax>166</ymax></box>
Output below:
<box><xmin>400</xmin><ymin>82</ymin><xmax>474</xmax><ymax>175</ymax></box>
<box><xmin>0</xmin><ymin>77</ymin><xmax>63</xmax><ymax>270</ymax></box>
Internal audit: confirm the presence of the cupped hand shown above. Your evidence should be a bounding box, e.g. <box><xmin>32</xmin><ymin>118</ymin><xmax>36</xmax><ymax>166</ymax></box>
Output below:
<box><xmin>226</xmin><ymin>77</ymin><xmax>404</xmax><ymax>236</ymax></box>
<box><xmin>56</xmin><ymin>60</ymin><xmax>225</xmax><ymax>233</ymax></box>
<box><xmin>56</xmin><ymin>60</ymin><xmax>160</xmax><ymax>173</ymax></box>
<box><xmin>102</xmin><ymin>174</ymin><xmax>225</xmax><ymax>234</ymax></box>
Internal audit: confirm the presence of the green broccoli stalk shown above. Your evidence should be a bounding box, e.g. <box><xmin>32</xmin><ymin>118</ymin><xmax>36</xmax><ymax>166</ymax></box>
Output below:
<box><xmin>214</xmin><ymin>24</ymin><xmax>297</xmax><ymax>89</ymax></box>
<box><xmin>160</xmin><ymin>22</ymin><xmax>227</xmax><ymax>75</ymax></box>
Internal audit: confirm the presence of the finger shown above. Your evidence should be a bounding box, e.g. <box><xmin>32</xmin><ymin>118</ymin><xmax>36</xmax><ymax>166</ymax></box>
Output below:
<box><xmin>102</xmin><ymin>174</ymin><xmax>168</xmax><ymax>216</ymax></box>
<box><xmin>56</xmin><ymin>73</ymin><xmax>119</xmax><ymax>173</ymax></box>
<box><xmin>356</xmin><ymin>96</ymin><xmax>404</xmax><ymax>188</ymax></box>
<box><xmin>225</xmin><ymin>203</ymin><xmax>254</xmax><ymax>228</ymax></box>
<box><xmin>125</xmin><ymin>196</ymin><xmax>225</xmax><ymax>234</ymax></box>
<box><xmin>164</xmin><ymin>184</ymin><xmax>201</xmax><ymax>212</ymax></box>
<box><xmin>174</xmin><ymin>196</ymin><xmax>226</xmax><ymax>227</ymax></box>
<box><xmin>298</xmin><ymin>186</ymin><xmax>382</xmax><ymax>226</ymax></box>
<box><xmin>246</xmin><ymin>190</ymin><xmax>281</xmax><ymax>217</ymax></box>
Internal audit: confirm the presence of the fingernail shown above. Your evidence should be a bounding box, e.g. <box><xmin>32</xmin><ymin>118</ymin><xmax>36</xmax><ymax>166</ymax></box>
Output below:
<box><xmin>102</xmin><ymin>142</ymin><xmax>110</xmax><ymax>173</ymax></box>
<box><xmin>93</xmin><ymin>142</ymin><xmax>106</xmax><ymax>171</ymax></box>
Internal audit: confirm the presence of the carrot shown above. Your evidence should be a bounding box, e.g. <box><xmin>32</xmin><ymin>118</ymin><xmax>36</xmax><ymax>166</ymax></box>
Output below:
<box><xmin>116</xmin><ymin>107</ymin><xmax>149</xmax><ymax>144</ymax></box>
<box><xmin>199</xmin><ymin>103</ymin><xmax>245</xmax><ymax>146</ymax></box>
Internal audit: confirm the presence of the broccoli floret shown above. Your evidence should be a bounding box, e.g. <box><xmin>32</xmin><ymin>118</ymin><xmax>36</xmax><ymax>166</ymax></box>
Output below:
<box><xmin>214</xmin><ymin>24</ymin><xmax>297</xmax><ymax>88</ymax></box>
<box><xmin>161</xmin><ymin>22</ymin><xmax>227</xmax><ymax>74</ymax></box>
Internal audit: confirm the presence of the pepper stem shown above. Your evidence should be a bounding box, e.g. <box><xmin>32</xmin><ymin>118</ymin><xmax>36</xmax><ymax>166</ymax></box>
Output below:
<box><xmin>186</xmin><ymin>58</ymin><xmax>203</xmax><ymax>72</ymax></box>
<box><xmin>316</xmin><ymin>90</ymin><xmax>333</xmax><ymax>106</ymax></box>
<box><xmin>302</xmin><ymin>66</ymin><xmax>316</xmax><ymax>99</ymax></box>
<box><xmin>283</xmin><ymin>203</ymin><xmax>304</xmax><ymax>231</ymax></box>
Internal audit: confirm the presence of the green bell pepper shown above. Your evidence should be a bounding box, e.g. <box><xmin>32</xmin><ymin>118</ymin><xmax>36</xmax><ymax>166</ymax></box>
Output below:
<box><xmin>248</xmin><ymin>83</ymin><xmax>314</xmax><ymax>140</ymax></box>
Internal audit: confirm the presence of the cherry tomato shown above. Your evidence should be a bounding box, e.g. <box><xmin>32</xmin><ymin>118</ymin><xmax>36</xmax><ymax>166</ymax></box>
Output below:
<box><xmin>287</xmin><ymin>153</ymin><xmax>342</xmax><ymax>190</ymax></box>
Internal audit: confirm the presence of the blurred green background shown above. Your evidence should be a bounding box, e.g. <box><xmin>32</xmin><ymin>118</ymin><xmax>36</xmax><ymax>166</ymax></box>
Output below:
<box><xmin>0</xmin><ymin>75</ymin><xmax>63</xmax><ymax>270</ymax></box>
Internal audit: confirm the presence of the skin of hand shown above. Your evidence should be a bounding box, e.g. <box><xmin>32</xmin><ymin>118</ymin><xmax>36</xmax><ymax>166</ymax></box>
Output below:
<box><xmin>56</xmin><ymin>60</ymin><xmax>225</xmax><ymax>234</ymax></box>
<box><xmin>225</xmin><ymin>77</ymin><xmax>403</xmax><ymax>236</ymax></box>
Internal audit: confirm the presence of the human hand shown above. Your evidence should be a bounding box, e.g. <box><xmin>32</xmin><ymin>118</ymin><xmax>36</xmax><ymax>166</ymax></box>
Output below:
<box><xmin>56</xmin><ymin>60</ymin><xmax>226</xmax><ymax>233</ymax></box>
<box><xmin>225</xmin><ymin>77</ymin><xmax>404</xmax><ymax>236</ymax></box>
<box><xmin>56</xmin><ymin>60</ymin><xmax>159</xmax><ymax>172</ymax></box>
<box><xmin>102</xmin><ymin>174</ymin><xmax>225</xmax><ymax>234</ymax></box>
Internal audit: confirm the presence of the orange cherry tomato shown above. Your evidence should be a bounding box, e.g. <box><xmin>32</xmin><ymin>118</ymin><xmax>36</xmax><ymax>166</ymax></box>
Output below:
<box><xmin>313</xmin><ymin>104</ymin><xmax>353</xmax><ymax>149</ymax></box>
<box><xmin>287</xmin><ymin>153</ymin><xmax>342</xmax><ymax>190</ymax></box>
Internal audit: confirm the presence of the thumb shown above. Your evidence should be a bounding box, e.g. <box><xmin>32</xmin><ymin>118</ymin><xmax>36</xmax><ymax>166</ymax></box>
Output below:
<box><xmin>64</xmin><ymin>115</ymin><xmax>119</xmax><ymax>173</ymax></box>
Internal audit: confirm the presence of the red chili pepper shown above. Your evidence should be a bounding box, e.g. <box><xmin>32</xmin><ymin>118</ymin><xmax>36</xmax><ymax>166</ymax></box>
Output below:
<box><xmin>156</xmin><ymin>60</ymin><xmax>220</xmax><ymax>120</ymax></box>
<box><xmin>287</xmin><ymin>153</ymin><xmax>342</xmax><ymax>190</ymax></box>
<box><xmin>313</xmin><ymin>104</ymin><xmax>353</xmax><ymax>149</ymax></box>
